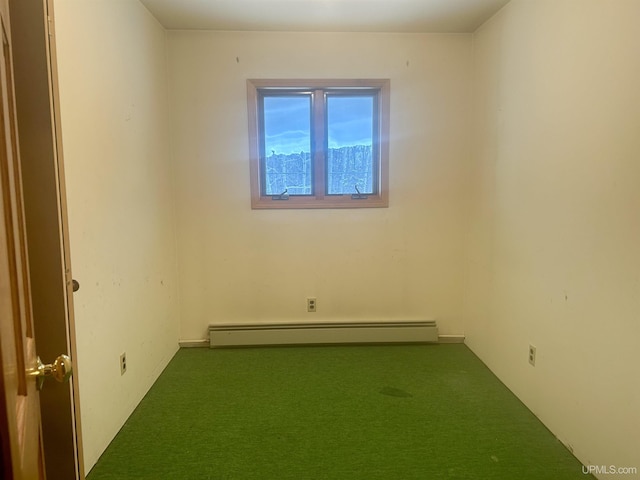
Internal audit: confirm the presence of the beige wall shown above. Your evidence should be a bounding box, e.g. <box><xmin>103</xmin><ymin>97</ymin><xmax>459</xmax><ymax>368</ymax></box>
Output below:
<box><xmin>466</xmin><ymin>0</ymin><xmax>640</xmax><ymax>476</ymax></box>
<box><xmin>54</xmin><ymin>0</ymin><xmax>180</xmax><ymax>471</ymax></box>
<box><xmin>167</xmin><ymin>31</ymin><xmax>473</xmax><ymax>340</ymax></box>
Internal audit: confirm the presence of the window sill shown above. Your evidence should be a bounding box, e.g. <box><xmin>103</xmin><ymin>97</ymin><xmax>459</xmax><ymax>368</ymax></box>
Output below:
<box><xmin>251</xmin><ymin>194</ymin><xmax>388</xmax><ymax>209</ymax></box>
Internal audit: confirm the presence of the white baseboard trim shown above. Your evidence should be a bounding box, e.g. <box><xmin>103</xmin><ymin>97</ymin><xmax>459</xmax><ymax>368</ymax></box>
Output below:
<box><xmin>178</xmin><ymin>339</ymin><xmax>210</xmax><ymax>348</ymax></box>
<box><xmin>209</xmin><ymin>320</ymin><xmax>438</xmax><ymax>348</ymax></box>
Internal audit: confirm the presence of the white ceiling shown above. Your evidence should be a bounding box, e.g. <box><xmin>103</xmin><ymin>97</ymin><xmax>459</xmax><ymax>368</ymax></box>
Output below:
<box><xmin>140</xmin><ymin>0</ymin><xmax>510</xmax><ymax>33</ymax></box>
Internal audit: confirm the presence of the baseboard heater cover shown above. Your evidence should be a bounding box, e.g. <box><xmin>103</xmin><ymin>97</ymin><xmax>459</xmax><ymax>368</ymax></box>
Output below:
<box><xmin>209</xmin><ymin>320</ymin><xmax>438</xmax><ymax>348</ymax></box>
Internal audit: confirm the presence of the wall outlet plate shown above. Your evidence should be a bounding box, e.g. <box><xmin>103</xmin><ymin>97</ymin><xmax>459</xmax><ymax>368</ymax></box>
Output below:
<box><xmin>528</xmin><ymin>345</ymin><xmax>536</xmax><ymax>366</ymax></box>
<box><xmin>120</xmin><ymin>352</ymin><xmax>127</xmax><ymax>375</ymax></box>
<box><xmin>307</xmin><ymin>297</ymin><xmax>316</xmax><ymax>312</ymax></box>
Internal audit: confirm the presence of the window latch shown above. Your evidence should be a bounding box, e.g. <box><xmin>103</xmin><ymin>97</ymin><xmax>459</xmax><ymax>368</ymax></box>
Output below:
<box><xmin>272</xmin><ymin>188</ymin><xmax>289</xmax><ymax>200</ymax></box>
<box><xmin>351</xmin><ymin>185</ymin><xmax>368</xmax><ymax>200</ymax></box>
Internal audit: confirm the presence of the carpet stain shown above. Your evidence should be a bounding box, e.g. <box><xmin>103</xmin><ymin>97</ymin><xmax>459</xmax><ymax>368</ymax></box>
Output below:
<box><xmin>379</xmin><ymin>386</ymin><xmax>413</xmax><ymax>398</ymax></box>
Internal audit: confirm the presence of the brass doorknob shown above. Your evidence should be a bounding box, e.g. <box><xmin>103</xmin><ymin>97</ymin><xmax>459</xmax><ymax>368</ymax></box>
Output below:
<box><xmin>27</xmin><ymin>354</ymin><xmax>73</xmax><ymax>390</ymax></box>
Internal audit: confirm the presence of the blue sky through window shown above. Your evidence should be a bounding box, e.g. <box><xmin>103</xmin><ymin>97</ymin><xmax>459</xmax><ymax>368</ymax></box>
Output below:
<box><xmin>263</xmin><ymin>95</ymin><xmax>373</xmax><ymax>155</ymax></box>
<box><xmin>327</xmin><ymin>96</ymin><xmax>373</xmax><ymax>150</ymax></box>
<box><xmin>264</xmin><ymin>96</ymin><xmax>310</xmax><ymax>155</ymax></box>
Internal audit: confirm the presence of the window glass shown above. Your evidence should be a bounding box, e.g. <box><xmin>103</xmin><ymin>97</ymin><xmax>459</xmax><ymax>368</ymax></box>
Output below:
<box><xmin>262</xmin><ymin>95</ymin><xmax>312</xmax><ymax>196</ymax></box>
<box><xmin>326</xmin><ymin>95</ymin><xmax>375</xmax><ymax>195</ymax></box>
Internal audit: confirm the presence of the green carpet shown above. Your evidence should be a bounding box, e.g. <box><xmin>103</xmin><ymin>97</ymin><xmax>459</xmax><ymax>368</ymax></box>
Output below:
<box><xmin>87</xmin><ymin>345</ymin><xmax>593</xmax><ymax>479</ymax></box>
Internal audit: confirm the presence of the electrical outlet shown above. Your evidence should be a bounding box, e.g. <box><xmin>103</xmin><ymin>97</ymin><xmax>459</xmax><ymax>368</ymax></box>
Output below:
<box><xmin>307</xmin><ymin>297</ymin><xmax>317</xmax><ymax>312</ymax></box>
<box><xmin>528</xmin><ymin>345</ymin><xmax>536</xmax><ymax>366</ymax></box>
<box><xmin>120</xmin><ymin>352</ymin><xmax>127</xmax><ymax>375</ymax></box>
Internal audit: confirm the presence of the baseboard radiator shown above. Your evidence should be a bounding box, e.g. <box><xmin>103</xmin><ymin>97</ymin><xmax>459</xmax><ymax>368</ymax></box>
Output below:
<box><xmin>209</xmin><ymin>320</ymin><xmax>438</xmax><ymax>348</ymax></box>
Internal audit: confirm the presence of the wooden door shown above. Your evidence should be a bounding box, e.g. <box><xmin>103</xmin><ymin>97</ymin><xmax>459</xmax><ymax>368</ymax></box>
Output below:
<box><xmin>8</xmin><ymin>0</ymin><xmax>85</xmax><ymax>476</ymax></box>
<box><xmin>0</xmin><ymin>0</ymin><xmax>45</xmax><ymax>477</ymax></box>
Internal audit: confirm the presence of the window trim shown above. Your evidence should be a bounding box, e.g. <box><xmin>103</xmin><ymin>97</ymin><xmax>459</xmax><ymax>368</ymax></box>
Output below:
<box><xmin>247</xmin><ymin>79</ymin><xmax>390</xmax><ymax>209</ymax></box>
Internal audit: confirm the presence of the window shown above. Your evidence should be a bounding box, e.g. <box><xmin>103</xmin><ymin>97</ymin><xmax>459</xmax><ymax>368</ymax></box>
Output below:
<box><xmin>247</xmin><ymin>79</ymin><xmax>389</xmax><ymax>209</ymax></box>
